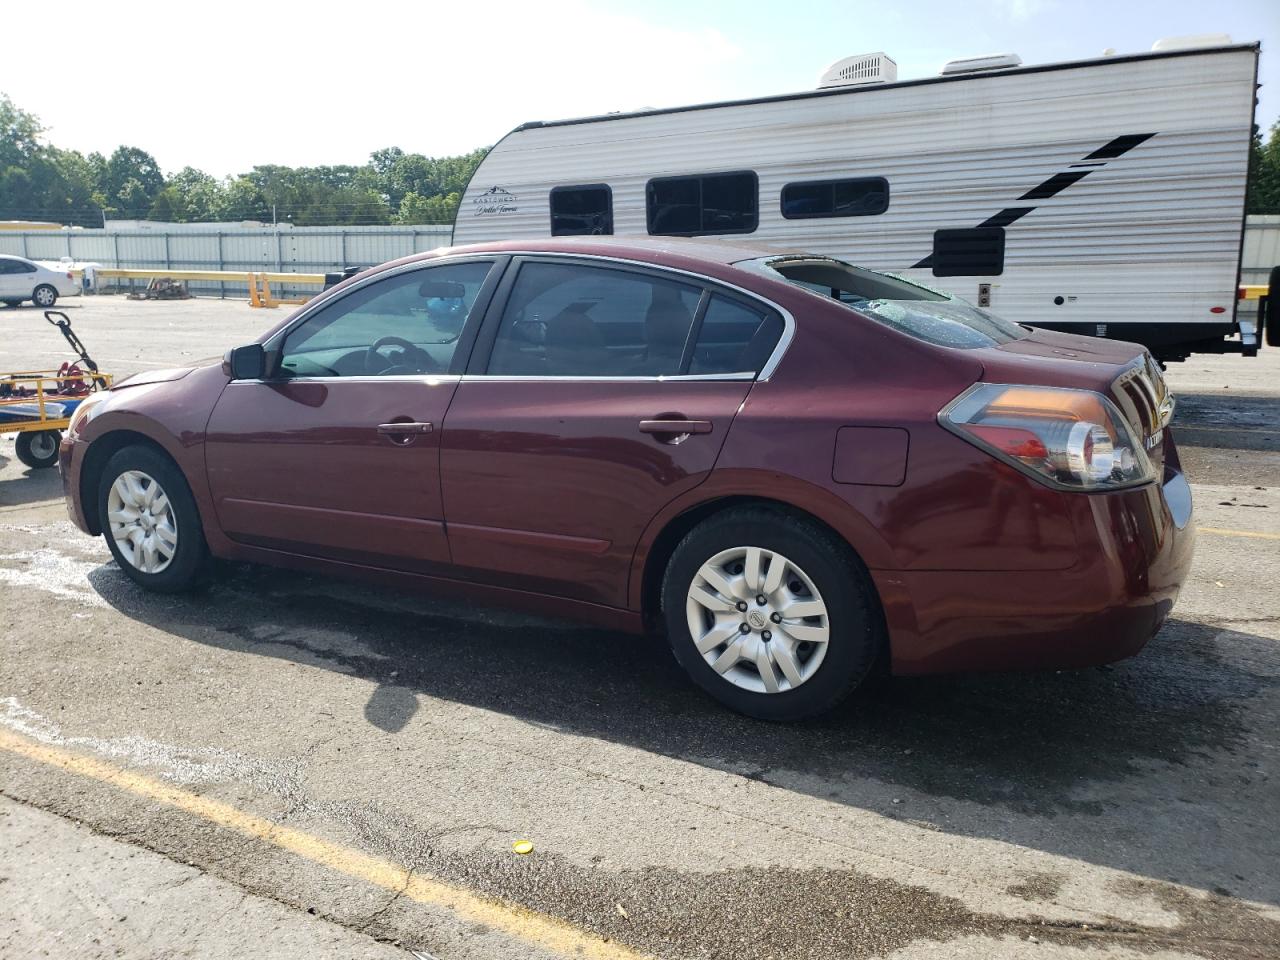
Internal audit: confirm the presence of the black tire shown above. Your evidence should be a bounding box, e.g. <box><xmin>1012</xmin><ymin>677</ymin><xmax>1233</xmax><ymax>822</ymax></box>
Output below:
<box><xmin>14</xmin><ymin>430</ymin><xmax>61</xmax><ymax>469</ymax></box>
<box><xmin>1265</xmin><ymin>266</ymin><xmax>1280</xmax><ymax>349</ymax></box>
<box><xmin>97</xmin><ymin>444</ymin><xmax>209</xmax><ymax>593</ymax></box>
<box><xmin>2</xmin><ymin>299</ymin><xmax>21</xmax><ymax>308</ymax></box>
<box><xmin>661</xmin><ymin>506</ymin><xmax>883</xmax><ymax>721</ymax></box>
<box><xmin>32</xmin><ymin>284</ymin><xmax>57</xmax><ymax>308</ymax></box>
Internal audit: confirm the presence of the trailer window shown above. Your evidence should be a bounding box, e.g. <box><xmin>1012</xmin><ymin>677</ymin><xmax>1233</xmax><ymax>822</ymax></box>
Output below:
<box><xmin>930</xmin><ymin>227</ymin><xmax>1005</xmax><ymax>277</ymax></box>
<box><xmin>781</xmin><ymin>178</ymin><xmax>889</xmax><ymax>219</ymax></box>
<box><xmin>646</xmin><ymin>171</ymin><xmax>757</xmax><ymax>236</ymax></box>
<box><xmin>550</xmin><ymin>184</ymin><xmax>613</xmax><ymax>236</ymax></box>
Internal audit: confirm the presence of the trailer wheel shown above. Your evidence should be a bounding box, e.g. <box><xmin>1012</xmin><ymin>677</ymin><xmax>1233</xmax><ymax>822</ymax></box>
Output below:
<box><xmin>1265</xmin><ymin>266</ymin><xmax>1280</xmax><ymax>349</ymax></box>
<box><xmin>15</xmin><ymin>430</ymin><xmax>62</xmax><ymax>469</ymax></box>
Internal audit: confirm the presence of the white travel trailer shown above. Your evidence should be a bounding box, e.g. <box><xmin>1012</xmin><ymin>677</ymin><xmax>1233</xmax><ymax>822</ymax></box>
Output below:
<box><xmin>453</xmin><ymin>39</ymin><xmax>1266</xmax><ymax>361</ymax></box>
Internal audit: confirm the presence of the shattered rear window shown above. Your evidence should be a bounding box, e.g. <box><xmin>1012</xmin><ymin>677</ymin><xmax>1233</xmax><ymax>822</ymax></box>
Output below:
<box><xmin>738</xmin><ymin>255</ymin><xmax>1026</xmax><ymax>349</ymax></box>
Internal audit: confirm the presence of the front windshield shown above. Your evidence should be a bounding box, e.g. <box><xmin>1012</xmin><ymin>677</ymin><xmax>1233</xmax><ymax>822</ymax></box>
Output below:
<box><xmin>739</xmin><ymin>255</ymin><xmax>1027</xmax><ymax>349</ymax></box>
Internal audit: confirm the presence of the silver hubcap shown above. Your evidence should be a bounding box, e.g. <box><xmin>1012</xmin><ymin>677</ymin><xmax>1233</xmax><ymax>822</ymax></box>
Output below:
<box><xmin>35</xmin><ymin>288</ymin><xmax>53</xmax><ymax>305</ymax></box>
<box><xmin>29</xmin><ymin>433</ymin><xmax>57</xmax><ymax>459</ymax></box>
<box><xmin>686</xmin><ymin>546</ymin><xmax>830</xmax><ymax>694</ymax></box>
<box><xmin>107</xmin><ymin>470</ymin><xmax>177</xmax><ymax>574</ymax></box>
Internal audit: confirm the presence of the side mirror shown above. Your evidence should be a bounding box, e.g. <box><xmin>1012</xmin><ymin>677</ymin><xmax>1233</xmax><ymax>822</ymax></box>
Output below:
<box><xmin>222</xmin><ymin>343</ymin><xmax>266</xmax><ymax>380</ymax></box>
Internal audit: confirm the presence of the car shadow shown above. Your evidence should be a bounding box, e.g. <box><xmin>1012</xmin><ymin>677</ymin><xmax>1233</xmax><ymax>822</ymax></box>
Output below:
<box><xmin>87</xmin><ymin>559</ymin><xmax>1278</xmax><ymax>907</ymax></box>
<box><xmin>0</xmin><ymin>451</ymin><xmax>64</xmax><ymax>507</ymax></box>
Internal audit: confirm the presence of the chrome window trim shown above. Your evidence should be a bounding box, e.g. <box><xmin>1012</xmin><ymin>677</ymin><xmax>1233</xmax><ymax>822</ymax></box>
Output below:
<box><xmin>227</xmin><ymin>374</ymin><xmax>463</xmax><ymax>386</ymax></box>
<box><xmin>264</xmin><ymin>250</ymin><xmax>796</xmax><ymax>383</ymax></box>
<box><xmin>458</xmin><ymin>372</ymin><xmax>756</xmax><ymax>384</ymax></box>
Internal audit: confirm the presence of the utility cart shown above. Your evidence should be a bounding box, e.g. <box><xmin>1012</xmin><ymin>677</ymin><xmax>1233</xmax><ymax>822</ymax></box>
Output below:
<box><xmin>0</xmin><ymin>311</ymin><xmax>111</xmax><ymax>469</ymax></box>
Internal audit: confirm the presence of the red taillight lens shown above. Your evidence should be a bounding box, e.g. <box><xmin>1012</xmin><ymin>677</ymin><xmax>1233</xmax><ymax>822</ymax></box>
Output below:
<box><xmin>967</xmin><ymin>424</ymin><xmax>1049</xmax><ymax>460</ymax></box>
<box><xmin>940</xmin><ymin>383</ymin><xmax>1154</xmax><ymax>490</ymax></box>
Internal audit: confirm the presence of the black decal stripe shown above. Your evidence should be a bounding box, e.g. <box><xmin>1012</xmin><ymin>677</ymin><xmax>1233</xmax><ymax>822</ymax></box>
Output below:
<box><xmin>1083</xmin><ymin>132</ymin><xmax>1155</xmax><ymax>160</ymax></box>
<box><xmin>979</xmin><ymin>207</ymin><xmax>1035</xmax><ymax>228</ymax></box>
<box><xmin>908</xmin><ymin>131</ymin><xmax>1156</xmax><ymax>271</ymax></box>
<box><xmin>1019</xmin><ymin>171</ymin><xmax>1091</xmax><ymax>200</ymax></box>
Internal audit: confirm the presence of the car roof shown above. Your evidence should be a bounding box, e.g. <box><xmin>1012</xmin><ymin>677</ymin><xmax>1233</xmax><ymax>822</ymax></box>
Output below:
<box><xmin>416</xmin><ymin>235</ymin><xmax>810</xmax><ymax>268</ymax></box>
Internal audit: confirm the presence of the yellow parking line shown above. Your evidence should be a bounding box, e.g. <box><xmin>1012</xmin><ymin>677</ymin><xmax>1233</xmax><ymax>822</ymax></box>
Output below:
<box><xmin>0</xmin><ymin>728</ymin><xmax>649</xmax><ymax>960</ymax></box>
<box><xmin>1197</xmin><ymin>526</ymin><xmax>1280</xmax><ymax>541</ymax></box>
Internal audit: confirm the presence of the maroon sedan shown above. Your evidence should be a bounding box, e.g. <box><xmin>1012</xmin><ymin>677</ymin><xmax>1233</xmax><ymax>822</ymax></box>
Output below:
<box><xmin>59</xmin><ymin>237</ymin><xmax>1192</xmax><ymax>719</ymax></box>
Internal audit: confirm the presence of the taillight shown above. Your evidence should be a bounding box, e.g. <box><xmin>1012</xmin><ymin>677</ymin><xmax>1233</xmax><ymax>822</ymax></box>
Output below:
<box><xmin>940</xmin><ymin>383</ymin><xmax>1155</xmax><ymax>490</ymax></box>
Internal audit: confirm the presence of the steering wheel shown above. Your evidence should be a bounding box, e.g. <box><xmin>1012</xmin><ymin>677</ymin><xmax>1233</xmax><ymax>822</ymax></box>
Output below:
<box><xmin>365</xmin><ymin>336</ymin><xmax>440</xmax><ymax>375</ymax></box>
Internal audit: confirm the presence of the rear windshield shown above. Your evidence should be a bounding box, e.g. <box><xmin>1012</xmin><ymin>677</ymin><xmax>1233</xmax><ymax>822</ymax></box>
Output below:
<box><xmin>739</xmin><ymin>255</ymin><xmax>1026</xmax><ymax>349</ymax></box>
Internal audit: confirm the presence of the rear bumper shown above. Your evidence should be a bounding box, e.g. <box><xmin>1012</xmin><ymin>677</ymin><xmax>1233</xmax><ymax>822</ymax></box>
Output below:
<box><xmin>878</xmin><ymin>466</ymin><xmax>1194</xmax><ymax>675</ymax></box>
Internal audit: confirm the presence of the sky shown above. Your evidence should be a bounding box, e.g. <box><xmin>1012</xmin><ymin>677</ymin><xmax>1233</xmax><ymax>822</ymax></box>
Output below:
<box><xmin>4</xmin><ymin>0</ymin><xmax>1277</xmax><ymax>178</ymax></box>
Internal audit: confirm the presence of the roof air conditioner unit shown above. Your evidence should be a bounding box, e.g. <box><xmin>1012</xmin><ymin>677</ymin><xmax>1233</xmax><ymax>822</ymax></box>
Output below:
<box><xmin>819</xmin><ymin>53</ymin><xmax>898</xmax><ymax>89</ymax></box>
<box><xmin>1151</xmin><ymin>33</ymin><xmax>1232</xmax><ymax>51</ymax></box>
<box><xmin>940</xmin><ymin>53</ymin><xmax>1023</xmax><ymax>75</ymax></box>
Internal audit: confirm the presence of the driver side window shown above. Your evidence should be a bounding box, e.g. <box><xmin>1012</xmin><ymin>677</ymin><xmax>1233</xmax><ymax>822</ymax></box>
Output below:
<box><xmin>279</xmin><ymin>261</ymin><xmax>494</xmax><ymax>378</ymax></box>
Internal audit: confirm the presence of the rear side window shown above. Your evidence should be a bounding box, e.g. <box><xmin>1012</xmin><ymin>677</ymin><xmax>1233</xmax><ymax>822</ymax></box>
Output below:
<box><xmin>781</xmin><ymin>177</ymin><xmax>889</xmax><ymax>219</ymax></box>
<box><xmin>550</xmin><ymin>184</ymin><xmax>613</xmax><ymax>236</ymax></box>
<box><xmin>689</xmin><ymin>296</ymin><xmax>783</xmax><ymax>375</ymax></box>
<box><xmin>647</xmin><ymin>171</ymin><xmax>757</xmax><ymax>236</ymax></box>
<box><xmin>487</xmin><ymin>261</ymin><xmax>702</xmax><ymax>376</ymax></box>
<box><xmin>930</xmin><ymin>227</ymin><xmax>1005</xmax><ymax>276</ymax></box>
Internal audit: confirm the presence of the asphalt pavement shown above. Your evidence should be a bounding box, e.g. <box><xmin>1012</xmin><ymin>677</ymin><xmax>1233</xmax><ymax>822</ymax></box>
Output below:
<box><xmin>1</xmin><ymin>295</ymin><xmax>1277</xmax><ymax>959</ymax></box>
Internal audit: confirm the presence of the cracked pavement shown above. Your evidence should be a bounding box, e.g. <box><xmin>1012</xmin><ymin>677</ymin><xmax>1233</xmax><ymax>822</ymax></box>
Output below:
<box><xmin>1</xmin><ymin>297</ymin><xmax>1278</xmax><ymax>959</ymax></box>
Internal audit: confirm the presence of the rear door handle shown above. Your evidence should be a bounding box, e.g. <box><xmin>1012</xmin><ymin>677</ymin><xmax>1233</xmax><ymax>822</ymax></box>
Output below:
<box><xmin>639</xmin><ymin>419</ymin><xmax>713</xmax><ymax>435</ymax></box>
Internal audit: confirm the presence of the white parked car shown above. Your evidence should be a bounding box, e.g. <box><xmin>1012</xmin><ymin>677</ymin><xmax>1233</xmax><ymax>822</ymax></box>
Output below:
<box><xmin>0</xmin><ymin>255</ymin><xmax>81</xmax><ymax>308</ymax></box>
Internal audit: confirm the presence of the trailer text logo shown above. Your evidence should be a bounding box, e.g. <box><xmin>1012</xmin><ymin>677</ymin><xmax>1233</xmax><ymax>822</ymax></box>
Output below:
<box><xmin>473</xmin><ymin>186</ymin><xmax>518</xmax><ymax>216</ymax></box>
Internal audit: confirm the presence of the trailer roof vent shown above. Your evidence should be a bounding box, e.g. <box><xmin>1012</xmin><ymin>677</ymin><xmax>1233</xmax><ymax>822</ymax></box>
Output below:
<box><xmin>819</xmin><ymin>52</ymin><xmax>898</xmax><ymax>88</ymax></box>
<box><xmin>1151</xmin><ymin>33</ymin><xmax>1232</xmax><ymax>51</ymax></box>
<box><xmin>940</xmin><ymin>53</ymin><xmax>1023</xmax><ymax>75</ymax></box>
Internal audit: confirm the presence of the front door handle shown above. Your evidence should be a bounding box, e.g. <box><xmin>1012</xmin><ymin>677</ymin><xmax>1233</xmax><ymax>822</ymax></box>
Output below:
<box><xmin>377</xmin><ymin>421</ymin><xmax>433</xmax><ymax>445</ymax></box>
<box><xmin>639</xmin><ymin>419</ymin><xmax>713</xmax><ymax>443</ymax></box>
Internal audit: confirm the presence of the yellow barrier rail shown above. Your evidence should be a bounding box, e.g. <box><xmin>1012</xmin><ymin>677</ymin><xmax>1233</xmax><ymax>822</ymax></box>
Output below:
<box><xmin>71</xmin><ymin>268</ymin><xmax>328</xmax><ymax>308</ymax></box>
<box><xmin>1240</xmin><ymin>284</ymin><xmax>1268</xmax><ymax>301</ymax></box>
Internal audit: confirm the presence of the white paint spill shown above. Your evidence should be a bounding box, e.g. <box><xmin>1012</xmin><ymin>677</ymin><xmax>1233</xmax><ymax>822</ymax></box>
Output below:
<box><xmin>0</xmin><ymin>696</ymin><xmax>298</xmax><ymax>789</ymax></box>
<box><xmin>0</xmin><ymin>548</ymin><xmax>111</xmax><ymax>607</ymax></box>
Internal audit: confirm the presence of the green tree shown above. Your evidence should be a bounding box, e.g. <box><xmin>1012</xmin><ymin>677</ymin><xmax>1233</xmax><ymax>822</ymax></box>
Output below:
<box><xmin>1248</xmin><ymin>122</ymin><xmax>1280</xmax><ymax>215</ymax></box>
<box><xmin>396</xmin><ymin>190</ymin><xmax>459</xmax><ymax>224</ymax></box>
<box><xmin>0</xmin><ymin>92</ymin><xmax>488</xmax><ymax>227</ymax></box>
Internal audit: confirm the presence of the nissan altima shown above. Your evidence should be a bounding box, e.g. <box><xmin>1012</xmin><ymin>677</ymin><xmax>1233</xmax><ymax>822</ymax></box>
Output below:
<box><xmin>59</xmin><ymin>237</ymin><xmax>1192</xmax><ymax>719</ymax></box>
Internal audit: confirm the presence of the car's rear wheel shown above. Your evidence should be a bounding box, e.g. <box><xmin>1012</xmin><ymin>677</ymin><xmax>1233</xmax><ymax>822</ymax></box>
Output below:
<box><xmin>661</xmin><ymin>506</ymin><xmax>882</xmax><ymax>720</ymax></box>
<box><xmin>98</xmin><ymin>444</ymin><xmax>208</xmax><ymax>592</ymax></box>
<box><xmin>14</xmin><ymin>430</ymin><xmax>61</xmax><ymax>469</ymax></box>
<box><xmin>32</xmin><ymin>284</ymin><xmax>57</xmax><ymax>308</ymax></box>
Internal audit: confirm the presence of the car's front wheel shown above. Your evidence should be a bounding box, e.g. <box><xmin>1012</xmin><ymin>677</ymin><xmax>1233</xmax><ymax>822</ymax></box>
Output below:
<box><xmin>32</xmin><ymin>284</ymin><xmax>57</xmax><ymax>308</ymax></box>
<box><xmin>662</xmin><ymin>507</ymin><xmax>883</xmax><ymax>720</ymax></box>
<box><xmin>98</xmin><ymin>444</ymin><xmax>208</xmax><ymax>592</ymax></box>
<box><xmin>2</xmin><ymin>299</ymin><xmax>21</xmax><ymax>308</ymax></box>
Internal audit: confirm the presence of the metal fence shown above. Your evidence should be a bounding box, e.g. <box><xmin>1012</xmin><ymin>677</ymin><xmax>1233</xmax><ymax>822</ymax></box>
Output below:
<box><xmin>1</xmin><ymin>217</ymin><xmax>1277</xmax><ymax>305</ymax></box>
<box><xmin>0</xmin><ymin>224</ymin><xmax>454</xmax><ymax>297</ymax></box>
<box><xmin>1239</xmin><ymin>215</ymin><xmax>1279</xmax><ymax>330</ymax></box>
